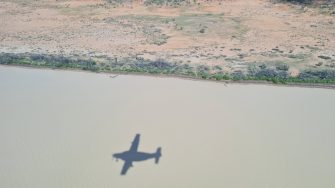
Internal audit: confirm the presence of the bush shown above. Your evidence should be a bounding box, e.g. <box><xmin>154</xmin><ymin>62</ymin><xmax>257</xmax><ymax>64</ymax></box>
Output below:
<box><xmin>277</xmin><ymin>0</ymin><xmax>312</xmax><ymax>4</ymax></box>
<box><xmin>144</xmin><ymin>0</ymin><xmax>189</xmax><ymax>6</ymax></box>
<box><xmin>212</xmin><ymin>73</ymin><xmax>230</xmax><ymax>81</ymax></box>
<box><xmin>299</xmin><ymin>69</ymin><xmax>335</xmax><ymax>80</ymax></box>
<box><xmin>276</xmin><ymin>63</ymin><xmax>289</xmax><ymax>71</ymax></box>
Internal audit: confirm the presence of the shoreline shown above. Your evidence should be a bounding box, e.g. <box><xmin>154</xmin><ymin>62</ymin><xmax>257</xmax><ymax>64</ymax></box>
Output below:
<box><xmin>1</xmin><ymin>0</ymin><xmax>335</xmax><ymax>91</ymax></box>
<box><xmin>1</xmin><ymin>64</ymin><xmax>335</xmax><ymax>90</ymax></box>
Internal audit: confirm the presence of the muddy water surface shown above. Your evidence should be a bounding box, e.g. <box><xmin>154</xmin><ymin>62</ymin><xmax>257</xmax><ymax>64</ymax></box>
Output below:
<box><xmin>0</xmin><ymin>66</ymin><xmax>335</xmax><ymax>188</ymax></box>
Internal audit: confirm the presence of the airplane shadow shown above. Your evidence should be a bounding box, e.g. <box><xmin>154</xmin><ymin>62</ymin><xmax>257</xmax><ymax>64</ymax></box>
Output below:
<box><xmin>113</xmin><ymin>134</ymin><xmax>162</xmax><ymax>175</ymax></box>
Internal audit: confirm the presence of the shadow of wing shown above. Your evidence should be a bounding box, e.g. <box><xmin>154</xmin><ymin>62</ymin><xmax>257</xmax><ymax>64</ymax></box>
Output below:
<box><xmin>121</xmin><ymin>161</ymin><xmax>133</xmax><ymax>175</ymax></box>
<box><xmin>129</xmin><ymin>134</ymin><xmax>140</xmax><ymax>152</ymax></box>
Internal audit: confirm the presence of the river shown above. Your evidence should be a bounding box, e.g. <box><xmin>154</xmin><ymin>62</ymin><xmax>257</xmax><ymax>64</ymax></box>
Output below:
<box><xmin>0</xmin><ymin>66</ymin><xmax>334</xmax><ymax>188</ymax></box>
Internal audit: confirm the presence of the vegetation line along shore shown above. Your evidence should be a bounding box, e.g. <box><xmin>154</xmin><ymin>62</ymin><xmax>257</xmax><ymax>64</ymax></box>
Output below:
<box><xmin>1</xmin><ymin>52</ymin><xmax>335</xmax><ymax>89</ymax></box>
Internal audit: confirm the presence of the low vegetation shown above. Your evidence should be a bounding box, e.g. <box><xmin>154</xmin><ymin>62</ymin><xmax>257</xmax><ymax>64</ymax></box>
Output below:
<box><xmin>106</xmin><ymin>0</ymin><xmax>191</xmax><ymax>6</ymax></box>
<box><xmin>1</xmin><ymin>53</ymin><xmax>335</xmax><ymax>86</ymax></box>
<box><xmin>144</xmin><ymin>0</ymin><xmax>189</xmax><ymax>6</ymax></box>
<box><xmin>274</xmin><ymin>0</ymin><xmax>334</xmax><ymax>4</ymax></box>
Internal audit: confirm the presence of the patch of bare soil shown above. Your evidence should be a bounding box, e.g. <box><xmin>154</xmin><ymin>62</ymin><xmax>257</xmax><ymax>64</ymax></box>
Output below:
<box><xmin>1</xmin><ymin>0</ymin><xmax>334</xmax><ymax>76</ymax></box>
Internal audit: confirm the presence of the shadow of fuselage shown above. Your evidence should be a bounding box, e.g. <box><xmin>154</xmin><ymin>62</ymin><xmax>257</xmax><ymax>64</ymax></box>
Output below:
<box><xmin>113</xmin><ymin>150</ymin><xmax>160</xmax><ymax>163</ymax></box>
<box><xmin>113</xmin><ymin>134</ymin><xmax>162</xmax><ymax>175</ymax></box>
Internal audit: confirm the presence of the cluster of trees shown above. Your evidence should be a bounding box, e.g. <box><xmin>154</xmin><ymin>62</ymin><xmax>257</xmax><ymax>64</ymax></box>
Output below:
<box><xmin>107</xmin><ymin>0</ymin><xmax>333</xmax><ymax>6</ymax></box>
<box><xmin>277</xmin><ymin>0</ymin><xmax>335</xmax><ymax>5</ymax></box>
<box><xmin>284</xmin><ymin>0</ymin><xmax>312</xmax><ymax>3</ymax></box>
<box><xmin>272</xmin><ymin>0</ymin><xmax>313</xmax><ymax>4</ymax></box>
<box><xmin>106</xmin><ymin>0</ymin><xmax>198</xmax><ymax>6</ymax></box>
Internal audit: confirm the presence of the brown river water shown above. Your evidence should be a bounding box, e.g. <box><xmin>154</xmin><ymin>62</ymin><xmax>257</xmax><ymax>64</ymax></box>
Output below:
<box><xmin>0</xmin><ymin>66</ymin><xmax>335</xmax><ymax>188</ymax></box>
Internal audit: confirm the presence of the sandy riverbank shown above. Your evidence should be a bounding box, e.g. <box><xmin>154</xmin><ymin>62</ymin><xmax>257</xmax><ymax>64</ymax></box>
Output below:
<box><xmin>1</xmin><ymin>0</ymin><xmax>335</xmax><ymax>87</ymax></box>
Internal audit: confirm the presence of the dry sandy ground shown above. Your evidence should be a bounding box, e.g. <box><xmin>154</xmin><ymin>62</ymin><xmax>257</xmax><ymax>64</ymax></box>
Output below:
<box><xmin>1</xmin><ymin>0</ymin><xmax>335</xmax><ymax>75</ymax></box>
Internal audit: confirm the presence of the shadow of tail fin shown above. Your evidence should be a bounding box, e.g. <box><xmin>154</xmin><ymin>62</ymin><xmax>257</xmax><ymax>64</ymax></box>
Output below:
<box><xmin>155</xmin><ymin>147</ymin><xmax>161</xmax><ymax>164</ymax></box>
